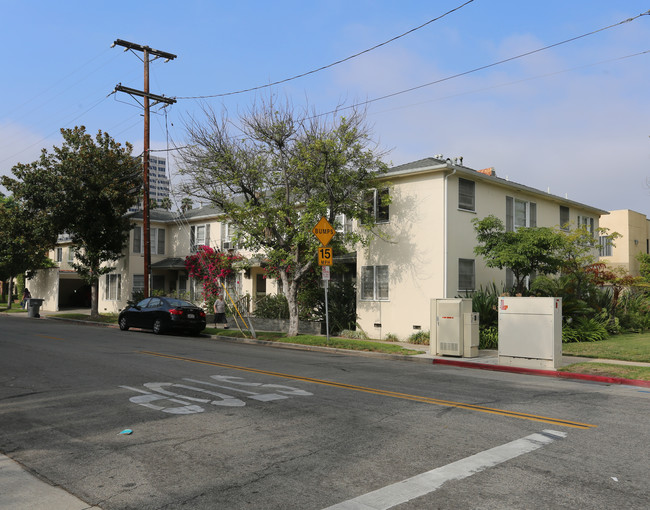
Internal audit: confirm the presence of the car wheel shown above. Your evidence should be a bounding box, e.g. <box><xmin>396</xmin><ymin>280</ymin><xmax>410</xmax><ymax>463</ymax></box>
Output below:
<box><xmin>153</xmin><ymin>318</ymin><xmax>165</xmax><ymax>335</ymax></box>
<box><xmin>119</xmin><ymin>317</ymin><xmax>129</xmax><ymax>331</ymax></box>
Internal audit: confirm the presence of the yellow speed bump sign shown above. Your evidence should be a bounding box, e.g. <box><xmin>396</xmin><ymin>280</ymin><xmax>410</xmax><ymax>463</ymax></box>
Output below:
<box><xmin>312</xmin><ymin>216</ymin><xmax>335</xmax><ymax>246</ymax></box>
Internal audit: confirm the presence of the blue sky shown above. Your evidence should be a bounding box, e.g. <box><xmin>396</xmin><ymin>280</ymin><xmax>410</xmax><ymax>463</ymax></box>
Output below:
<box><xmin>1</xmin><ymin>1</ymin><xmax>649</xmax><ymax>214</ymax></box>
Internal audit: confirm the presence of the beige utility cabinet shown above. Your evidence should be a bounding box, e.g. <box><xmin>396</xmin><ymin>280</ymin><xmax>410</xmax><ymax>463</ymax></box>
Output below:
<box><xmin>430</xmin><ymin>298</ymin><xmax>478</xmax><ymax>357</ymax></box>
<box><xmin>498</xmin><ymin>297</ymin><xmax>562</xmax><ymax>369</ymax></box>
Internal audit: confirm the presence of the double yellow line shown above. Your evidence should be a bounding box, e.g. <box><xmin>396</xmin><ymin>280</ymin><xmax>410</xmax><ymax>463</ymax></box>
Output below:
<box><xmin>140</xmin><ymin>350</ymin><xmax>597</xmax><ymax>430</ymax></box>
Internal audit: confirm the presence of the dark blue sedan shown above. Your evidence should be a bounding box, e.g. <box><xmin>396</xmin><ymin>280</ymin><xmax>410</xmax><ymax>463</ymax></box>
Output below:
<box><xmin>118</xmin><ymin>297</ymin><xmax>206</xmax><ymax>335</ymax></box>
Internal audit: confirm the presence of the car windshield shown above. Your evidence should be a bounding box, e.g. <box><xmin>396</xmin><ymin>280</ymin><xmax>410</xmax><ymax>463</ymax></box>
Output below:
<box><xmin>165</xmin><ymin>298</ymin><xmax>196</xmax><ymax>308</ymax></box>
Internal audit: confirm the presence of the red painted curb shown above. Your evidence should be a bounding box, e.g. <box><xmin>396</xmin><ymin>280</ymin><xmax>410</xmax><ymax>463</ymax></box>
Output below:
<box><xmin>432</xmin><ymin>358</ymin><xmax>650</xmax><ymax>388</ymax></box>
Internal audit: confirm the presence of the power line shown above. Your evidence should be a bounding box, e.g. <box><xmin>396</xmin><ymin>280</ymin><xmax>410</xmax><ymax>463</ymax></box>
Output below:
<box><xmin>176</xmin><ymin>0</ymin><xmax>477</xmax><ymax>100</ymax></box>
<box><xmin>313</xmin><ymin>10</ymin><xmax>650</xmax><ymax>118</ymax></box>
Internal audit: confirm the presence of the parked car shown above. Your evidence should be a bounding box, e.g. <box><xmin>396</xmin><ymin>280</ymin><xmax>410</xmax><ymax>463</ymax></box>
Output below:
<box><xmin>118</xmin><ymin>297</ymin><xmax>206</xmax><ymax>335</ymax></box>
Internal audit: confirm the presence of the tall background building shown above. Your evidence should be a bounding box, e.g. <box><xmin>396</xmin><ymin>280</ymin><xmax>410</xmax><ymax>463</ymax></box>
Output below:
<box><xmin>128</xmin><ymin>155</ymin><xmax>171</xmax><ymax>212</ymax></box>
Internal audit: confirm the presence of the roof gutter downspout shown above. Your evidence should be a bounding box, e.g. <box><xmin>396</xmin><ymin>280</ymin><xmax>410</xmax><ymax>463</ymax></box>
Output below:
<box><xmin>443</xmin><ymin>165</ymin><xmax>456</xmax><ymax>298</ymax></box>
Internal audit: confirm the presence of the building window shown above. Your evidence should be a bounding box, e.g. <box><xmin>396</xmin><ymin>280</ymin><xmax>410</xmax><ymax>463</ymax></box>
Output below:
<box><xmin>133</xmin><ymin>275</ymin><xmax>144</xmax><ymax>295</ymax></box>
<box><xmin>506</xmin><ymin>196</ymin><xmax>536</xmax><ymax>231</ymax></box>
<box><xmin>191</xmin><ymin>224</ymin><xmax>211</xmax><ymax>252</ymax></box>
<box><xmin>458</xmin><ymin>178</ymin><xmax>475</xmax><ymax>212</ymax></box>
<box><xmin>560</xmin><ymin>206</ymin><xmax>570</xmax><ymax>230</ymax></box>
<box><xmin>599</xmin><ymin>236</ymin><xmax>613</xmax><ymax>257</ymax></box>
<box><xmin>55</xmin><ymin>247</ymin><xmax>62</xmax><ymax>262</ymax></box>
<box><xmin>105</xmin><ymin>274</ymin><xmax>121</xmax><ymax>301</ymax></box>
<box><xmin>361</xmin><ymin>265</ymin><xmax>389</xmax><ymax>301</ymax></box>
<box><xmin>67</xmin><ymin>247</ymin><xmax>75</xmax><ymax>263</ymax></box>
<box><xmin>133</xmin><ymin>226</ymin><xmax>141</xmax><ymax>254</ymax></box>
<box><xmin>133</xmin><ymin>226</ymin><xmax>165</xmax><ymax>254</ymax></box>
<box><xmin>577</xmin><ymin>215</ymin><xmax>595</xmax><ymax>236</ymax></box>
<box><xmin>364</xmin><ymin>188</ymin><xmax>389</xmax><ymax>224</ymax></box>
<box><xmin>221</xmin><ymin>222</ymin><xmax>237</xmax><ymax>250</ymax></box>
<box><xmin>334</xmin><ymin>213</ymin><xmax>353</xmax><ymax>234</ymax></box>
<box><xmin>458</xmin><ymin>259</ymin><xmax>475</xmax><ymax>292</ymax></box>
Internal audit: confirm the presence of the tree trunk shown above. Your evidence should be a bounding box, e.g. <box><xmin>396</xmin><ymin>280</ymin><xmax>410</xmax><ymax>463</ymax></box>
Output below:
<box><xmin>90</xmin><ymin>279</ymin><xmax>99</xmax><ymax>318</ymax></box>
<box><xmin>7</xmin><ymin>277</ymin><xmax>13</xmax><ymax>310</ymax></box>
<box><xmin>285</xmin><ymin>277</ymin><xmax>300</xmax><ymax>337</ymax></box>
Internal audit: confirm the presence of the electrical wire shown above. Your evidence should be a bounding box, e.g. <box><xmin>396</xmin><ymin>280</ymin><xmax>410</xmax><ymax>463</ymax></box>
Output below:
<box><xmin>175</xmin><ymin>0</ymin><xmax>476</xmax><ymax>99</ymax></box>
<box><xmin>311</xmin><ymin>10</ymin><xmax>650</xmax><ymax>119</ymax></box>
<box><xmin>368</xmin><ymin>49</ymin><xmax>650</xmax><ymax>117</ymax></box>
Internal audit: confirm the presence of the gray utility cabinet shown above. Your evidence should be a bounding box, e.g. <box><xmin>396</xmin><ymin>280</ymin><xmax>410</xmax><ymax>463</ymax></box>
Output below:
<box><xmin>430</xmin><ymin>298</ymin><xmax>478</xmax><ymax>357</ymax></box>
<box><xmin>498</xmin><ymin>297</ymin><xmax>562</xmax><ymax>369</ymax></box>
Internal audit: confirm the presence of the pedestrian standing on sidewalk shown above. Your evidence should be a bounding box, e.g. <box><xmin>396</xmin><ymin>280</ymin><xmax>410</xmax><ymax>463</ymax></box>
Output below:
<box><xmin>21</xmin><ymin>288</ymin><xmax>31</xmax><ymax>309</ymax></box>
<box><xmin>213</xmin><ymin>295</ymin><xmax>228</xmax><ymax>329</ymax></box>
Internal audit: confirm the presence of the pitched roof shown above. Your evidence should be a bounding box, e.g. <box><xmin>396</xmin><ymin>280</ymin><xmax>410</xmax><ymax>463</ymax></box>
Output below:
<box><xmin>385</xmin><ymin>156</ymin><xmax>608</xmax><ymax>215</ymax></box>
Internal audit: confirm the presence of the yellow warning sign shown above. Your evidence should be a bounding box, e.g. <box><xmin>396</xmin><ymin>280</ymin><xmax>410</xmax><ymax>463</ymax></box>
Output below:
<box><xmin>312</xmin><ymin>216</ymin><xmax>335</xmax><ymax>246</ymax></box>
<box><xmin>318</xmin><ymin>246</ymin><xmax>333</xmax><ymax>266</ymax></box>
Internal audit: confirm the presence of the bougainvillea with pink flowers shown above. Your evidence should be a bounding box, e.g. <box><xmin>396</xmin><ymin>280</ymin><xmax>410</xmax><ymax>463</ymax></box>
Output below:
<box><xmin>184</xmin><ymin>245</ymin><xmax>246</xmax><ymax>302</ymax></box>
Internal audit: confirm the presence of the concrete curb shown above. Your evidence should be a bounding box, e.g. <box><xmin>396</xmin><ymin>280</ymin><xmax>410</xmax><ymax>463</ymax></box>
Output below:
<box><xmin>433</xmin><ymin>358</ymin><xmax>650</xmax><ymax>388</ymax></box>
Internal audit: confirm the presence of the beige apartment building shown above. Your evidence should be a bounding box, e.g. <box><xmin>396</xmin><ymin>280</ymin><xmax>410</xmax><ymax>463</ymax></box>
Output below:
<box><xmin>29</xmin><ymin>207</ymin><xmax>278</xmax><ymax>314</ymax></box>
<box><xmin>29</xmin><ymin>156</ymin><xmax>611</xmax><ymax>341</ymax></box>
<box><xmin>598</xmin><ymin>209</ymin><xmax>650</xmax><ymax>276</ymax></box>
<box><xmin>356</xmin><ymin>157</ymin><xmax>608</xmax><ymax>340</ymax></box>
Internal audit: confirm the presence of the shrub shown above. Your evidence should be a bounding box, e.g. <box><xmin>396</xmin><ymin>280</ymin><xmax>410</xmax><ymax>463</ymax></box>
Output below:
<box><xmin>340</xmin><ymin>329</ymin><xmax>368</xmax><ymax>340</ymax></box>
<box><xmin>408</xmin><ymin>330</ymin><xmax>430</xmax><ymax>345</ymax></box>
<box><xmin>254</xmin><ymin>294</ymin><xmax>289</xmax><ymax>319</ymax></box>
<box><xmin>468</xmin><ymin>283</ymin><xmax>500</xmax><ymax>328</ymax></box>
<box><xmin>479</xmin><ymin>326</ymin><xmax>498</xmax><ymax>349</ymax></box>
<box><xmin>562</xmin><ymin>316</ymin><xmax>608</xmax><ymax>343</ymax></box>
<box><xmin>384</xmin><ymin>333</ymin><xmax>398</xmax><ymax>342</ymax></box>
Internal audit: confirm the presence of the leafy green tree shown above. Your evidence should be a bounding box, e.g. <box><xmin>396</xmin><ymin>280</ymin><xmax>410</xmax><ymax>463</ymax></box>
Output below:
<box><xmin>0</xmin><ymin>195</ymin><xmax>57</xmax><ymax>309</ymax></box>
<box><xmin>2</xmin><ymin>126</ymin><xmax>141</xmax><ymax>317</ymax></box>
<box><xmin>472</xmin><ymin>215</ymin><xmax>567</xmax><ymax>294</ymax></box>
<box><xmin>178</xmin><ymin>97</ymin><xmax>388</xmax><ymax>336</ymax></box>
<box><xmin>637</xmin><ymin>252</ymin><xmax>650</xmax><ymax>283</ymax></box>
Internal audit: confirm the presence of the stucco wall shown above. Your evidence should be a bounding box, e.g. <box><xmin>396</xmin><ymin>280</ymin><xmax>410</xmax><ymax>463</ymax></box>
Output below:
<box><xmin>357</xmin><ymin>169</ymin><xmax>603</xmax><ymax>341</ymax></box>
<box><xmin>599</xmin><ymin>209</ymin><xmax>650</xmax><ymax>275</ymax></box>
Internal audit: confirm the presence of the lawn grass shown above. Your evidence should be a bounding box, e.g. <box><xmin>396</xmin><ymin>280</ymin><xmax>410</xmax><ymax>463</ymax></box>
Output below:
<box><xmin>0</xmin><ymin>302</ymin><xmax>27</xmax><ymax>314</ymax></box>
<box><xmin>206</xmin><ymin>328</ymin><xmax>421</xmax><ymax>355</ymax></box>
<box><xmin>559</xmin><ymin>362</ymin><xmax>650</xmax><ymax>381</ymax></box>
<box><xmin>562</xmin><ymin>331</ymin><xmax>650</xmax><ymax>363</ymax></box>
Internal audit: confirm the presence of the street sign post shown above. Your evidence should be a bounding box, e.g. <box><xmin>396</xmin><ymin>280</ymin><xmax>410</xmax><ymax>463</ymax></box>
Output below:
<box><xmin>313</xmin><ymin>217</ymin><xmax>335</xmax><ymax>344</ymax></box>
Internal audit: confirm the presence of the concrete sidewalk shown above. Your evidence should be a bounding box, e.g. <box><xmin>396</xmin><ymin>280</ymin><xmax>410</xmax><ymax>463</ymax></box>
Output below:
<box><xmin>0</xmin><ymin>454</ymin><xmax>99</xmax><ymax>510</ymax></box>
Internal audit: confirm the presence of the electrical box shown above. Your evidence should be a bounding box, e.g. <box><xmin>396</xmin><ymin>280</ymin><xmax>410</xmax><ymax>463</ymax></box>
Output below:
<box><xmin>498</xmin><ymin>297</ymin><xmax>562</xmax><ymax>369</ymax></box>
<box><xmin>431</xmin><ymin>299</ymin><xmax>474</xmax><ymax>356</ymax></box>
<box><xmin>464</xmin><ymin>312</ymin><xmax>479</xmax><ymax>358</ymax></box>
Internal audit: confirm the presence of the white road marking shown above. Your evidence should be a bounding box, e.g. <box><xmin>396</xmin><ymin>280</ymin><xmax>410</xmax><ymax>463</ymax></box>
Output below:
<box><xmin>323</xmin><ymin>430</ymin><xmax>567</xmax><ymax>510</ymax></box>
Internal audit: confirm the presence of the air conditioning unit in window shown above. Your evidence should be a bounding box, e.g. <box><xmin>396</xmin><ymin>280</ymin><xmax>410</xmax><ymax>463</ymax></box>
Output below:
<box><xmin>222</xmin><ymin>241</ymin><xmax>232</xmax><ymax>250</ymax></box>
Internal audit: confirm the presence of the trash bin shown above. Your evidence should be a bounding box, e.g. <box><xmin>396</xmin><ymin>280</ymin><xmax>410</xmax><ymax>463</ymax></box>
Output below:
<box><xmin>27</xmin><ymin>298</ymin><xmax>44</xmax><ymax>318</ymax></box>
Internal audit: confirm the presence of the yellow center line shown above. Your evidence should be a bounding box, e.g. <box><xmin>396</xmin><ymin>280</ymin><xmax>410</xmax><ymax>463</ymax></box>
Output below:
<box><xmin>139</xmin><ymin>350</ymin><xmax>597</xmax><ymax>430</ymax></box>
<box><xmin>35</xmin><ymin>334</ymin><xmax>65</xmax><ymax>340</ymax></box>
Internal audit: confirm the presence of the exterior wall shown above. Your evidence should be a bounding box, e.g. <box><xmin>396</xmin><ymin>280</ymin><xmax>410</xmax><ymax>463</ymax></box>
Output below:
<box><xmin>26</xmin><ymin>267</ymin><xmax>60</xmax><ymax>311</ymax></box>
<box><xmin>357</xmin><ymin>166</ymin><xmax>605</xmax><ymax>341</ymax></box>
<box><xmin>357</xmin><ymin>172</ymin><xmax>446</xmax><ymax>340</ymax></box>
<box><xmin>599</xmin><ymin>209</ymin><xmax>650</xmax><ymax>276</ymax></box>
<box><xmin>96</xmin><ymin>213</ymin><xmax>279</xmax><ymax>314</ymax></box>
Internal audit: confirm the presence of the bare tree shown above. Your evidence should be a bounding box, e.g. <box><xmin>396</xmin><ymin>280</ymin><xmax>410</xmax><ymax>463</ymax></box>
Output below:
<box><xmin>178</xmin><ymin>97</ymin><xmax>389</xmax><ymax>336</ymax></box>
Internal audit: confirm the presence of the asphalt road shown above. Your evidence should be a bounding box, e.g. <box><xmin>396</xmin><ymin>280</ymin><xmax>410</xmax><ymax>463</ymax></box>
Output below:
<box><xmin>0</xmin><ymin>315</ymin><xmax>648</xmax><ymax>509</ymax></box>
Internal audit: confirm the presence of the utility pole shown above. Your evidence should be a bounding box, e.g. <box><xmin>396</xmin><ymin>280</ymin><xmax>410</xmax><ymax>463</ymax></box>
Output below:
<box><xmin>112</xmin><ymin>39</ymin><xmax>176</xmax><ymax>298</ymax></box>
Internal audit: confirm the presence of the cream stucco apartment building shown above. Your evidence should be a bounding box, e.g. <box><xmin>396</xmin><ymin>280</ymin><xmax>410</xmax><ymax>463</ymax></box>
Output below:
<box><xmin>30</xmin><ymin>156</ymin><xmax>610</xmax><ymax>341</ymax></box>
<box><xmin>29</xmin><ymin>207</ymin><xmax>279</xmax><ymax>314</ymax></box>
<box><xmin>356</xmin><ymin>157</ymin><xmax>608</xmax><ymax>340</ymax></box>
<box><xmin>598</xmin><ymin>209</ymin><xmax>650</xmax><ymax>276</ymax></box>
